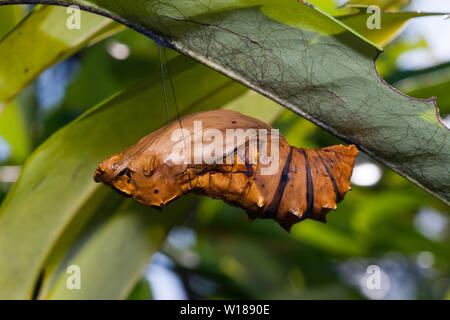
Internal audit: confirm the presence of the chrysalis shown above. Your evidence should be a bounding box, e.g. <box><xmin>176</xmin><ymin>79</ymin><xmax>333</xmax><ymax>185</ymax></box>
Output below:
<box><xmin>94</xmin><ymin>110</ymin><xmax>358</xmax><ymax>232</ymax></box>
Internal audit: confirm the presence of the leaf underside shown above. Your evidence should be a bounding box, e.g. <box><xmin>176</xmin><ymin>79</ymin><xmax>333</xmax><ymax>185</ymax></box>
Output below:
<box><xmin>0</xmin><ymin>5</ymin><xmax>123</xmax><ymax>111</ymax></box>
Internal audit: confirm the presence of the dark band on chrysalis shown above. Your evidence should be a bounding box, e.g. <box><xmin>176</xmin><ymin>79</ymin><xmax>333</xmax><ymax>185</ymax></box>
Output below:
<box><xmin>264</xmin><ymin>146</ymin><xmax>293</xmax><ymax>218</ymax></box>
<box><xmin>316</xmin><ymin>152</ymin><xmax>342</xmax><ymax>202</ymax></box>
<box><xmin>301</xmin><ymin>149</ymin><xmax>314</xmax><ymax>218</ymax></box>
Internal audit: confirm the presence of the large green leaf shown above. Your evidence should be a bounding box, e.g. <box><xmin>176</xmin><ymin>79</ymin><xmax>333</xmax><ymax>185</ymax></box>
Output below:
<box><xmin>1</xmin><ymin>0</ymin><xmax>447</xmax><ymax>204</ymax></box>
<box><xmin>0</xmin><ymin>55</ymin><xmax>249</xmax><ymax>299</ymax></box>
<box><xmin>0</xmin><ymin>5</ymin><xmax>123</xmax><ymax>113</ymax></box>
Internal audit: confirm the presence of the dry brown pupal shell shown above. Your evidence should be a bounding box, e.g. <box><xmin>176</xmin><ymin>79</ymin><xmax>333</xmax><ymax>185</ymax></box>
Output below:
<box><xmin>94</xmin><ymin>110</ymin><xmax>358</xmax><ymax>232</ymax></box>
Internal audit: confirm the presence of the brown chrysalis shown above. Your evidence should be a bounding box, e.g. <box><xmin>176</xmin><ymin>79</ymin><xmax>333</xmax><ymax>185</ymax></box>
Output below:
<box><xmin>94</xmin><ymin>110</ymin><xmax>358</xmax><ymax>232</ymax></box>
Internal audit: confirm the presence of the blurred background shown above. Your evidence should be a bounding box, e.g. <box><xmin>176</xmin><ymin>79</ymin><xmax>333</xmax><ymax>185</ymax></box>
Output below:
<box><xmin>0</xmin><ymin>0</ymin><xmax>449</xmax><ymax>300</ymax></box>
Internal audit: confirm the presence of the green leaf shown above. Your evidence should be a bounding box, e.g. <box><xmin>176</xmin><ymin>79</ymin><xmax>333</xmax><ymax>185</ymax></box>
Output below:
<box><xmin>0</xmin><ymin>56</ymin><xmax>248</xmax><ymax>299</ymax></box>
<box><xmin>44</xmin><ymin>195</ymin><xmax>196</xmax><ymax>299</ymax></box>
<box><xmin>60</xmin><ymin>28</ymin><xmax>165</xmax><ymax>114</ymax></box>
<box><xmin>2</xmin><ymin>0</ymin><xmax>445</xmax><ymax>202</ymax></box>
<box><xmin>338</xmin><ymin>12</ymin><xmax>447</xmax><ymax>47</ymax></box>
<box><xmin>342</xmin><ymin>0</ymin><xmax>411</xmax><ymax>10</ymax></box>
<box><xmin>0</xmin><ymin>5</ymin><xmax>124</xmax><ymax>112</ymax></box>
<box><xmin>127</xmin><ymin>278</ymin><xmax>152</xmax><ymax>300</ymax></box>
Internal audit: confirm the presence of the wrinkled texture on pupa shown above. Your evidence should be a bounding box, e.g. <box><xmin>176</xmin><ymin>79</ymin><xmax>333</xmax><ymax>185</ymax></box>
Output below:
<box><xmin>94</xmin><ymin>110</ymin><xmax>358</xmax><ymax>232</ymax></box>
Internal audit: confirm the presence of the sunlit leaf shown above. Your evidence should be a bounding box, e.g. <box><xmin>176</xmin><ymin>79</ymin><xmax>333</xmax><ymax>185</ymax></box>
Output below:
<box><xmin>338</xmin><ymin>12</ymin><xmax>447</xmax><ymax>47</ymax></box>
<box><xmin>0</xmin><ymin>100</ymin><xmax>31</xmax><ymax>164</ymax></box>
<box><xmin>0</xmin><ymin>0</ymin><xmax>449</xmax><ymax>301</ymax></box>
